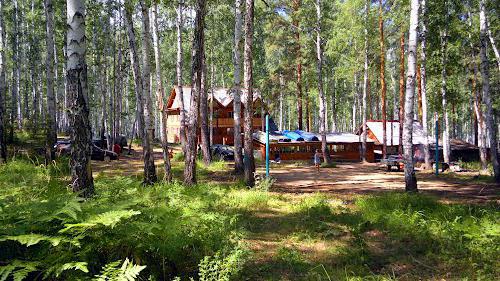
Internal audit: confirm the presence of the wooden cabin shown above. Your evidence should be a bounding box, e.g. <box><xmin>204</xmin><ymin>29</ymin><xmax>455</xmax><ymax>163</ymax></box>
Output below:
<box><xmin>253</xmin><ymin>131</ymin><xmax>375</xmax><ymax>162</ymax></box>
<box><xmin>166</xmin><ymin>86</ymin><xmax>263</xmax><ymax>144</ymax></box>
<box><xmin>357</xmin><ymin>120</ymin><xmax>428</xmax><ymax>159</ymax></box>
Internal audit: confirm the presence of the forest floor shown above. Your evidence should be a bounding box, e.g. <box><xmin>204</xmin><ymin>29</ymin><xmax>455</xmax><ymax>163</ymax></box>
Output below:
<box><xmin>89</xmin><ymin>146</ymin><xmax>499</xmax><ymax>280</ymax></box>
<box><xmin>93</xmin><ymin>145</ymin><xmax>498</xmax><ymax>204</ymax></box>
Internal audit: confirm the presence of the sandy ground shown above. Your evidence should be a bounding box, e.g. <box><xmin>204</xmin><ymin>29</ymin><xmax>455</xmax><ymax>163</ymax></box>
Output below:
<box><xmin>268</xmin><ymin>162</ymin><xmax>499</xmax><ymax>204</ymax></box>
<box><xmin>92</xmin><ymin>146</ymin><xmax>498</xmax><ymax>204</ymax></box>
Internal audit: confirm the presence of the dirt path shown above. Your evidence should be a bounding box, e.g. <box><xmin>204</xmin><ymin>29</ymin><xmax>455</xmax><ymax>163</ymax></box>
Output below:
<box><xmin>268</xmin><ymin>162</ymin><xmax>499</xmax><ymax>204</ymax></box>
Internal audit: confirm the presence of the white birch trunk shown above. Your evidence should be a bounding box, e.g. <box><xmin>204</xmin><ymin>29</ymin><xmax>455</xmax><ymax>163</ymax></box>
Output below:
<box><xmin>479</xmin><ymin>0</ymin><xmax>500</xmax><ymax>183</ymax></box>
<box><xmin>440</xmin><ymin>25</ymin><xmax>451</xmax><ymax>164</ymax></box>
<box><xmin>420</xmin><ymin>0</ymin><xmax>431</xmax><ymax>169</ymax></box>
<box><xmin>176</xmin><ymin>0</ymin><xmax>187</xmax><ymax>149</ymax></box>
<box><xmin>243</xmin><ymin>0</ymin><xmax>255</xmax><ymax>186</ymax></box>
<box><xmin>361</xmin><ymin>0</ymin><xmax>369</xmax><ymax>162</ymax></box>
<box><xmin>316</xmin><ymin>0</ymin><xmax>330</xmax><ymax>163</ymax></box>
<box><xmin>403</xmin><ymin>0</ymin><xmax>419</xmax><ymax>191</ymax></box>
<box><xmin>233</xmin><ymin>0</ymin><xmax>244</xmax><ymax>173</ymax></box>
<box><xmin>66</xmin><ymin>0</ymin><xmax>94</xmax><ymax>196</ymax></box>
<box><xmin>140</xmin><ymin>0</ymin><xmax>158</xmax><ymax>184</ymax></box>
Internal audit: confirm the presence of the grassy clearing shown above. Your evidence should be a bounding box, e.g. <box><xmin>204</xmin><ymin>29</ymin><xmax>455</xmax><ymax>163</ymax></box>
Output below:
<box><xmin>0</xmin><ymin>159</ymin><xmax>498</xmax><ymax>280</ymax></box>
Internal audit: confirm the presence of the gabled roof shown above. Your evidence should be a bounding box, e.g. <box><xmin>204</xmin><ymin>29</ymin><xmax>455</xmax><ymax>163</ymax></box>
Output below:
<box><xmin>167</xmin><ymin>86</ymin><xmax>262</xmax><ymax>110</ymax></box>
<box><xmin>358</xmin><ymin>120</ymin><xmax>428</xmax><ymax>145</ymax></box>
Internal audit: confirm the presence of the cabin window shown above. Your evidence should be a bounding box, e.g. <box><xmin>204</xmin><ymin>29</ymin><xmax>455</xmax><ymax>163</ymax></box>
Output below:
<box><xmin>227</xmin><ymin>111</ymin><xmax>234</xmax><ymax>118</ymax></box>
<box><xmin>333</xmin><ymin>145</ymin><xmax>345</xmax><ymax>152</ymax></box>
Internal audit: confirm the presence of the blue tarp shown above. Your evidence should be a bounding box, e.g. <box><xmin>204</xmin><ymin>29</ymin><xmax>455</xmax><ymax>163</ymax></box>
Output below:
<box><xmin>282</xmin><ymin>130</ymin><xmax>305</xmax><ymax>141</ymax></box>
<box><xmin>295</xmin><ymin>130</ymin><xmax>320</xmax><ymax>141</ymax></box>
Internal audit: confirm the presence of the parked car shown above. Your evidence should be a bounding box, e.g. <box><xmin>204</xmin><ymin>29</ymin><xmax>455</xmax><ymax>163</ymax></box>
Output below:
<box><xmin>211</xmin><ymin>144</ymin><xmax>235</xmax><ymax>161</ymax></box>
<box><xmin>91</xmin><ymin>145</ymin><xmax>118</xmax><ymax>161</ymax></box>
<box><xmin>53</xmin><ymin>140</ymin><xmax>118</xmax><ymax>161</ymax></box>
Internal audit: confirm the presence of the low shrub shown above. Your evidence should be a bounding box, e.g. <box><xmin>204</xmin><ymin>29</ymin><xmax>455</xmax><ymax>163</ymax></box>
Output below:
<box><xmin>0</xmin><ymin>160</ymin><xmax>243</xmax><ymax>280</ymax></box>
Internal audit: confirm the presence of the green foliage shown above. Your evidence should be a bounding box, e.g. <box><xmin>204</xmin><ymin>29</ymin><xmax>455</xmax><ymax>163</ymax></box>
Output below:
<box><xmin>0</xmin><ymin>160</ymin><xmax>243</xmax><ymax>280</ymax></box>
<box><xmin>94</xmin><ymin>259</ymin><xmax>145</xmax><ymax>281</ymax></box>
<box><xmin>356</xmin><ymin>193</ymin><xmax>500</xmax><ymax>277</ymax></box>
<box><xmin>198</xmin><ymin>248</ymin><xmax>247</xmax><ymax>281</ymax></box>
<box><xmin>255</xmin><ymin>176</ymin><xmax>275</xmax><ymax>192</ymax></box>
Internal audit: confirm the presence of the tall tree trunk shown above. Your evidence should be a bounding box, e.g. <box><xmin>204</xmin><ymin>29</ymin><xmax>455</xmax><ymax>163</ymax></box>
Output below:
<box><xmin>11</xmin><ymin>0</ymin><xmax>21</xmax><ymax>136</ymax></box>
<box><xmin>184</xmin><ymin>0</ymin><xmax>206</xmax><ymax>185</ymax></box>
<box><xmin>140</xmin><ymin>0</ymin><xmax>157</xmax><ymax>185</ymax></box>
<box><xmin>279</xmin><ymin>72</ymin><xmax>284</xmax><ymax>131</ymax></box>
<box><xmin>467</xmin><ymin>0</ymin><xmax>488</xmax><ymax>171</ymax></box>
<box><xmin>398</xmin><ymin>32</ymin><xmax>405</xmax><ymax>155</ymax></box>
<box><xmin>305</xmin><ymin>85</ymin><xmax>311</xmax><ymax>131</ymax></box>
<box><xmin>403</xmin><ymin>0</ymin><xmax>419</xmax><ymax>192</ymax></box>
<box><xmin>0</xmin><ymin>0</ymin><xmax>6</xmax><ymax>162</ymax></box>
<box><xmin>440</xmin><ymin>18</ymin><xmax>451</xmax><ymax>164</ymax></box>
<box><xmin>66</xmin><ymin>0</ymin><xmax>94</xmax><ymax>197</ymax></box>
<box><xmin>176</xmin><ymin>0</ymin><xmax>187</xmax><ymax>151</ymax></box>
<box><xmin>479</xmin><ymin>0</ymin><xmax>500</xmax><ymax>183</ymax></box>
<box><xmin>420</xmin><ymin>0</ymin><xmax>431</xmax><ymax>169</ymax></box>
<box><xmin>152</xmin><ymin>3</ymin><xmax>172</xmax><ymax>182</ymax></box>
<box><xmin>124</xmin><ymin>3</ymin><xmax>148</xmax><ymax>182</ymax></box>
<box><xmin>293</xmin><ymin>0</ymin><xmax>303</xmax><ymax>130</ymax></box>
<box><xmin>200</xmin><ymin>54</ymin><xmax>211</xmax><ymax>165</ymax></box>
<box><xmin>331</xmin><ymin>72</ymin><xmax>337</xmax><ymax>132</ymax></box>
<box><xmin>485</xmin><ymin>14</ymin><xmax>500</xmax><ymax>72</ymax></box>
<box><xmin>361</xmin><ymin>0</ymin><xmax>369</xmax><ymax>162</ymax></box>
<box><xmin>44</xmin><ymin>0</ymin><xmax>57</xmax><ymax>163</ymax></box>
<box><xmin>233</xmin><ymin>0</ymin><xmax>244</xmax><ymax>173</ymax></box>
<box><xmin>417</xmin><ymin>65</ymin><xmax>422</xmax><ymax>121</ymax></box>
<box><xmin>379</xmin><ymin>0</ymin><xmax>387</xmax><ymax>159</ymax></box>
<box><xmin>243</xmin><ymin>0</ymin><xmax>255</xmax><ymax>186</ymax></box>
<box><xmin>316</xmin><ymin>0</ymin><xmax>330</xmax><ymax>164</ymax></box>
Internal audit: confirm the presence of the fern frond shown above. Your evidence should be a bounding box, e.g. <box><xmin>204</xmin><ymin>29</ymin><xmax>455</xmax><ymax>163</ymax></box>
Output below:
<box><xmin>0</xmin><ymin>234</ymin><xmax>80</xmax><ymax>247</ymax></box>
<box><xmin>0</xmin><ymin>260</ymin><xmax>40</xmax><ymax>281</ymax></box>
<box><xmin>93</xmin><ymin>258</ymin><xmax>146</xmax><ymax>281</ymax></box>
<box><xmin>60</xmin><ymin>210</ymin><xmax>141</xmax><ymax>233</ymax></box>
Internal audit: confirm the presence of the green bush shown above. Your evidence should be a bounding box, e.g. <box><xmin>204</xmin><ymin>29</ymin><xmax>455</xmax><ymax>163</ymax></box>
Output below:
<box><xmin>0</xmin><ymin>160</ymin><xmax>243</xmax><ymax>280</ymax></box>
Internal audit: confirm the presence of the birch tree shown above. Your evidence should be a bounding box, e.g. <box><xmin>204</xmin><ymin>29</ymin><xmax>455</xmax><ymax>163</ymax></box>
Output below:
<box><xmin>315</xmin><ymin>0</ymin><xmax>330</xmax><ymax>164</ymax></box>
<box><xmin>124</xmin><ymin>3</ymin><xmax>151</xmax><ymax>185</ymax></box>
<box><xmin>152</xmin><ymin>2</ymin><xmax>172</xmax><ymax>182</ymax></box>
<box><xmin>379</xmin><ymin>0</ymin><xmax>387</xmax><ymax>159</ymax></box>
<box><xmin>139</xmin><ymin>0</ymin><xmax>157</xmax><ymax>185</ymax></box>
<box><xmin>176</xmin><ymin>0</ymin><xmax>187</xmax><ymax>151</ymax></box>
<box><xmin>200</xmin><ymin>54</ymin><xmax>211</xmax><ymax>165</ymax></box>
<box><xmin>243</xmin><ymin>0</ymin><xmax>255</xmax><ymax>186</ymax></box>
<box><xmin>233</xmin><ymin>0</ymin><xmax>244</xmax><ymax>174</ymax></box>
<box><xmin>419</xmin><ymin>0</ymin><xmax>431</xmax><ymax>169</ymax></box>
<box><xmin>403</xmin><ymin>0</ymin><xmax>419</xmax><ymax>192</ymax></box>
<box><xmin>466</xmin><ymin>0</ymin><xmax>488</xmax><ymax>171</ymax></box>
<box><xmin>398</xmin><ymin>33</ymin><xmax>405</xmax><ymax>154</ymax></box>
<box><xmin>11</xmin><ymin>0</ymin><xmax>22</xmax><ymax>134</ymax></box>
<box><xmin>361</xmin><ymin>0</ymin><xmax>369</xmax><ymax>162</ymax></box>
<box><xmin>66</xmin><ymin>0</ymin><xmax>94</xmax><ymax>197</ymax></box>
<box><xmin>479</xmin><ymin>0</ymin><xmax>500</xmax><ymax>183</ymax></box>
<box><xmin>440</xmin><ymin>7</ymin><xmax>450</xmax><ymax>164</ymax></box>
<box><xmin>184</xmin><ymin>0</ymin><xmax>206</xmax><ymax>185</ymax></box>
<box><xmin>44</xmin><ymin>0</ymin><xmax>57</xmax><ymax>163</ymax></box>
<box><xmin>0</xmin><ymin>0</ymin><xmax>6</xmax><ymax>162</ymax></box>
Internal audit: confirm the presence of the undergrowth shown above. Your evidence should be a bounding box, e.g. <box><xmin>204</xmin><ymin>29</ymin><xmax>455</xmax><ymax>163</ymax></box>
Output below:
<box><xmin>0</xmin><ymin>160</ymin><xmax>244</xmax><ymax>280</ymax></box>
<box><xmin>0</xmin><ymin>160</ymin><xmax>498</xmax><ymax>280</ymax></box>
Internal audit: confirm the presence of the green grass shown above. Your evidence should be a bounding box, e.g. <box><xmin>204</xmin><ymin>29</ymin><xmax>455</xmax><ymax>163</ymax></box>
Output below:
<box><xmin>0</xmin><ymin>159</ymin><xmax>498</xmax><ymax>280</ymax></box>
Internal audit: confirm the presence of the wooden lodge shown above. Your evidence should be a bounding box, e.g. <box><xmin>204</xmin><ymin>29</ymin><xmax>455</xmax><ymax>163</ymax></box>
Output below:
<box><xmin>357</xmin><ymin>120</ymin><xmax>428</xmax><ymax>159</ymax></box>
<box><xmin>253</xmin><ymin>131</ymin><xmax>375</xmax><ymax>162</ymax></box>
<box><xmin>166</xmin><ymin>86</ymin><xmax>263</xmax><ymax>144</ymax></box>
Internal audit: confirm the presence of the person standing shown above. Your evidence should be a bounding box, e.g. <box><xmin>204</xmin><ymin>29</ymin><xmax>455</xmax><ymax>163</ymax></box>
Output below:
<box><xmin>314</xmin><ymin>149</ymin><xmax>321</xmax><ymax>172</ymax></box>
